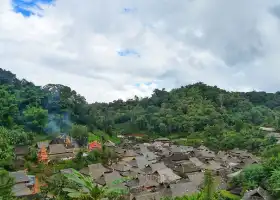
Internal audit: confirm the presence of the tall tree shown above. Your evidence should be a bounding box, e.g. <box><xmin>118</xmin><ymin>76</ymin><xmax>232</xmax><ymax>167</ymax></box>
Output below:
<box><xmin>70</xmin><ymin>124</ymin><xmax>89</xmax><ymax>146</ymax></box>
<box><xmin>23</xmin><ymin>106</ymin><xmax>48</xmax><ymax>132</ymax></box>
<box><xmin>0</xmin><ymin>169</ymin><xmax>15</xmax><ymax>200</ymax></box>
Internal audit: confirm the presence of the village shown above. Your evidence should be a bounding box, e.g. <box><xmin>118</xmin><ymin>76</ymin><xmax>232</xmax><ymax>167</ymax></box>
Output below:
<box><xmin>9</xmin><ymin>130</ymin><xmax>275</xmax><ymax>200</ymax></box>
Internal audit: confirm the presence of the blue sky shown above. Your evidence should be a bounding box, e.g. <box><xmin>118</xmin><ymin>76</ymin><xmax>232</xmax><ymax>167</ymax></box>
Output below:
<box><xmin>117</xmin><ymin>49</ymin><xmax>140</xmax><ymax>57</ymax></box>
<box><xmin>122</xmin><ymin>7</ymin><xmax>137</xmax><ymax>14</ymax></box>
<box><xmin>12</xmin><ymin>1</ymin><xmax>136</xmax><ymax>17</ymax></box>
<box><xmin>12</xmin><ymin>0</ymin><xmax>54</xmax><ymax>17</ymax></box>
<box><xmin>135</xmin><ymin>82</ymin><xmax>154</xmax><ymax>87</ymax></box>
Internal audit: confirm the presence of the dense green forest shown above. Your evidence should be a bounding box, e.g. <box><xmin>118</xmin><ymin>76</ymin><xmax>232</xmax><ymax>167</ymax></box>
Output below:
<box><xmin>1</xmin><ymin>67</ymin><xmax>280</xmax><ymax>153</ymax></box>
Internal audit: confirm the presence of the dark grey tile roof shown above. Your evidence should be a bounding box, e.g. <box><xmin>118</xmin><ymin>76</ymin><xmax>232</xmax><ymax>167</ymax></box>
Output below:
<box><xmin>242</xmin><ymin>187</ymin><xmax>273</xmax><ymax>200</ymax></box>
<box><xmin>12</xmin><ymin>183</ymin><xmax>32</xmax><ymax>197</ymax></box>
<box><xmin>88</xmin><ymin>163</ymin><xmax>110</xmax><ymax>180</ymax></box>
<box><xmin>48</xmin><ymin>144</ymin><xmax>68</xmax><ymax>154</ymax></box>
<box><xmin>189</xmin><ymin>157</ymin><xmax>204</xmax><ymax>167</ymax></box>
<box><xmin>104</xmin><ymin>171</ymin><xmax>127</xmax><ymax>189</ymax></box>
<box><xmin>150</xmin><ymin>162</ymin><xmax>167</xmax><ymax>172</ymax></box>
<box><xmin>9</xmin><ymin>171</ymin><xmax>29</xmax><ymax>183</ymax></box>
<box><xmin>136</xmin><ymin>156</ymin><xmax>151</xmax><ymax>169</ymax></box>
<box><xmin>142</xmin><ymin>151</ymin><xmax>158</xmax><ymax>161</ymax></box>
<box><xmin>187</xmin><ymin>172</ymin><xmax>204</xmax><ymax>187</ymax></box>
<box><xmin>130</xmin><ymin>191</ymin><xmax>161</xmax><ymax>200</ymax></box>
<box><xmin>155</xmin><ymin>168</ymin><xmax>181</xmax><ymax>183</ymax></box>
<box><xmin>123</xmin><ymin>150</ymin><xmax>138</xmax><ymax>157</ymax></box>
<box><xmin>170</xmin><ymin>182</ymin><xmax>198</xmax><ymax>197</ymax></box>
<box><xmin>14</xmin><ymin>146</ymin><xmax>29</xmax><ymax>156</ymax></box>
<box><xmin>112</xmin><ymin>163</ymin><xmax>131</xmax><ymax>172</ymax></box>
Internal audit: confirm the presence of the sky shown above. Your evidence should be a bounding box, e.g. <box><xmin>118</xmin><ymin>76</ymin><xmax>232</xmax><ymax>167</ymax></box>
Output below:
<box><xmin>1</xmin><ymin>0</ymin><xmax>280</xmax><ymax>103</ymax></box>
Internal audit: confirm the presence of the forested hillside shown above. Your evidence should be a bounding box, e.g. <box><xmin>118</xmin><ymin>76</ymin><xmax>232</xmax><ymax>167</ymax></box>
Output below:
<box><xmin>1</xmin><ymin>67</ymin><xmax>280</xmax><ymax>153</ymax></box>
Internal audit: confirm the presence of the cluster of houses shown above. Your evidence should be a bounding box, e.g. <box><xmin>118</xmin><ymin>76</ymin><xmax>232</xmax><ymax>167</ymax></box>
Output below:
<box><xmin>73</xmin><ymin>137</ymin><xmax>269</xmax><ymax>200</ymax></box>
<box><xmin>11</xmin><ymin>134</ymin><xmax>103</xmax><ymax>198</ymax></box>
<box><xmin>9</xmin><ymin>170</ymin><xmax>37</xmax><ymax>198</ymax></box>
<box><xmin>14</xmin><ymin>135</ymin><xmax>78</xmax><ymax>168</ymax></box>
<box><xmin>10</xmin><ymin>135</ymin><xmax>273</xmax><ymax>199</ymax></box>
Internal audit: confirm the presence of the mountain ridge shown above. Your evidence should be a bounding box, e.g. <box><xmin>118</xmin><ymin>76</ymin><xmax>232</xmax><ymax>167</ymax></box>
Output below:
<box><xmin>0</xmin><ymin>67</ymin><xmax>279</xmax><ymax>152</ymax></box>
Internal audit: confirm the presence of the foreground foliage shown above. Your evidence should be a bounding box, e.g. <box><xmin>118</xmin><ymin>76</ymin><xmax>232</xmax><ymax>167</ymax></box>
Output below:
<box><xmin>62</xmin><ymin>169</ymin><xmax>128</xmax><ymax>200</ymax></box>
<box><xmin>229</xmin><ymin>147</ymin><xmax>280</xmax><ymax>198</ymax></box>
<box><xmin>0</xmin><ymin>169</ymin><xmax>15</xmax><ymax>200</ymax></box>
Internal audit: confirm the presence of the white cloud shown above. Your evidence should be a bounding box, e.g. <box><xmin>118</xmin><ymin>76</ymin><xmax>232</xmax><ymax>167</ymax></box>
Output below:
<box><xmin>1</xmin><ymin>0</ymin><xmax>280</xmax><ymax>102</ymax></box>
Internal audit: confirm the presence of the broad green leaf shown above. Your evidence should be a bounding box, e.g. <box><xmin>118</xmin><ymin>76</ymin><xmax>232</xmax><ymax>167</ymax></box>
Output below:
<box><xmin>68</xmin><ymin>192</ymin><xmax>84</xmax><ymax>198</ymax></box>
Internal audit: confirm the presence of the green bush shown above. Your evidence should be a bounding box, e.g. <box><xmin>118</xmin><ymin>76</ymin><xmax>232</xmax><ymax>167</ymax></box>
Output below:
<box><xmin>217</xmin><ymin>190</ymin><xmax>240</xmax><ymax>200</ymax></box>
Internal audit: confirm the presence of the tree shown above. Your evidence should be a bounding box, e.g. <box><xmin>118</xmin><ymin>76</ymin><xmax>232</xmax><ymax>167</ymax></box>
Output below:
<box><xmin>262</xmin><ymin>145</ymin><xmax>280</xmax><ymax>158</ymax></box>
<box><xmin>268</xmin><ymin>169</ymin><xmax>280</xmax><ymax>197</ymax></box>
<box><xmin>40</xmin><ymin>173</ymin><xmax>80</xmax><ymax>200</ymax></box>
<box><xmin>23</xmin><ymin>106</ymin><xmax>48</xmax><ymax>132</ymax></box>
<box><xmin>0</xmin><ymin>87</ymin><xmax>19</xmax><ymax>128</ymax></box>
<box><xmin>0</xmin><ymin>169</ymin><xmax>15</xmax><ymax>200</ymax></box>
<box><xmin>241</xmin><ymin>164</ymin><xmax>266</xmax><ymax>190</ymax></box>
<box><xmin>0</xmin><ymin>134</ymin><xmax>14</xmax><ymax>169</ymax></box>
<box><xmin>70</xmin><ymin>124</ymin><xmax>89</xmax><ymax>146</ymax></box>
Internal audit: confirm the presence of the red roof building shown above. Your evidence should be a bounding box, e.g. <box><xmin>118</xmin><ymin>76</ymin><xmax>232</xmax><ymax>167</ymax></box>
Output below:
<box><xmin>88</xmin><ymin>141</ymin><xmax>102</xmax><ymax>151</ymax></box>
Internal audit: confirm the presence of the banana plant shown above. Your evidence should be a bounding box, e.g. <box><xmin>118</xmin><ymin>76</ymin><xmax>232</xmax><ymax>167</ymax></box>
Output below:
<box><xmin>63</xmin><ymin>169</ymin><xmax>129</xmax><ymax>200</ymax></box>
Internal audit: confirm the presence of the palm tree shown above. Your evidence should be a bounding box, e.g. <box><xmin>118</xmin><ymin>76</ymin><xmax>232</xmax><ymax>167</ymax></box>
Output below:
<box><xmin>63</xmin><ymin>169</ymin><xmax>128</xmax><ymax>200</ymax></box>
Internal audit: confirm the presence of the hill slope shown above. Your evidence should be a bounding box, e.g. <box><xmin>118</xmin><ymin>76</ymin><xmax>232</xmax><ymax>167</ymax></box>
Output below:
<box><xmin>1</xmin><ymin>68</ymin><xmax>280</xmax><ymax>152</ymax></box>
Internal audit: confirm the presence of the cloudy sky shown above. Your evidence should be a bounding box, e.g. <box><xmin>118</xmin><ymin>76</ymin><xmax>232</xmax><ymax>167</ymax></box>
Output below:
<box><xmin>1</xmin><ymin>0</ymin><xmax>280</xmax><ymax>102</ymax></box>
